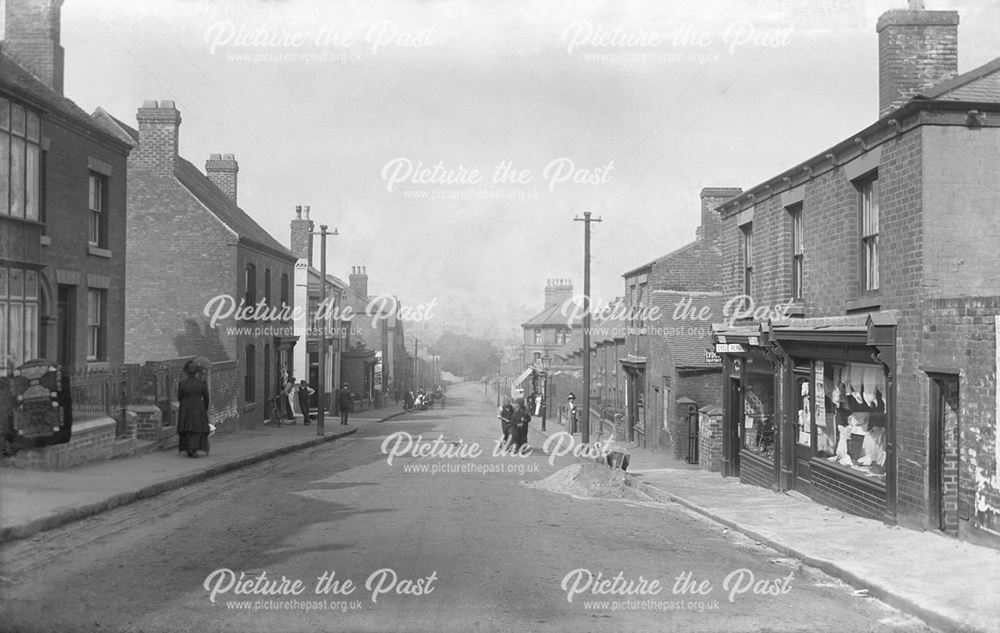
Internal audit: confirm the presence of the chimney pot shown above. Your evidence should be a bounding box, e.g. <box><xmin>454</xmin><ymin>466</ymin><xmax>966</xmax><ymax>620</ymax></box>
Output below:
<box><xmin>303</xmin><ymin>205</ymin><xmax>310</xmax><ymax>220</ymax></box>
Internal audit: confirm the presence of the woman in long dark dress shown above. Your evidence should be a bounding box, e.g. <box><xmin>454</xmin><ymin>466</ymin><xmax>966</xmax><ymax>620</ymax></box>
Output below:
<box><xmin>177</xmin><ymin>360</ymin><xmax>210</xmax><ymax>458</ymax></box>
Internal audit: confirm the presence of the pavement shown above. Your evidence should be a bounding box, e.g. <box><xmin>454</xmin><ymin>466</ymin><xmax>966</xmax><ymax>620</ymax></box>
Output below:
<box><xmin>0</xmin><ymin>406</ymin><xmax>406</xmax><ymax>544</ymax></box>
<box><xmin>2</xmin><ymin>391</ymin><xmax>998</xmax><ymax>633</ymax></box>
<box><xmin>521</xmin><ymin>397</ymin><xmax>1000</xmax><ymax>633</ymax></box>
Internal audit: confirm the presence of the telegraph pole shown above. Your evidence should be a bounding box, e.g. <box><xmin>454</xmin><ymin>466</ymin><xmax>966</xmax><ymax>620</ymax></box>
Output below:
<box><xmin>574</xmin><ymin>211</ymin><xmax>602</xmax><ymax>444</ymax></box>
<box><xmin>312</xmin><ymin>224</ymin><xmax>338</xmax><ymax>437</ymax></box>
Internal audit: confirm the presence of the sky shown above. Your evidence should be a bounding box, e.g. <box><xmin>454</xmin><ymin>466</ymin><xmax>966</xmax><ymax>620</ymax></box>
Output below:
<box><xmin>30</xmin><ymin>0</ymin><xmax>1000</xmax><ymax>341</ymax></box>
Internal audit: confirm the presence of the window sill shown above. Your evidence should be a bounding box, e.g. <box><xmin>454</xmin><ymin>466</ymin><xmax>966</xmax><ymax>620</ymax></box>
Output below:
<box><xmin>845</xmin><ymin>296</ymin><xmax>882</xmax><ymax>313</ymax></box>
<box><xmin>784</xmin><ymin>302</ymin><xmax>805</xmax><ymax>317</ymax></box>
<box><xmin>88</xmin><ymin>245</ymin><xmax>112</xmax><ymax>258</ymax></box>
<box><xmin>86</xmin><ymin>361</ymin><xmax>110</xmax><ymax>369</ymax></box>
<box><xmin>40</xmin><ymin>235</ymin><xmax>51</xmax><ymax>247</ymax></box>
<box><xmin>243</xmin><ymin>403</ymin><xmax>257</xmax><ymax>412</ymax></box>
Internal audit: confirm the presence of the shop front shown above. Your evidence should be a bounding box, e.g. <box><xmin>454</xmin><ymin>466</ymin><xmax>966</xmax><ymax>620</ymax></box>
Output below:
<box><xmin>714</xmin><ymin>314</ymin><xmax>898</xmax><ymax>524</ymax></box>
<box><xmin>713</xmin><ymin>325</ymin><xmax>780</xmax><ymax>488</ymax></box>
<box><xmin>770</xmin><ymin>313</ymin><xmax>897</xmax><ymax>523</ymax></box>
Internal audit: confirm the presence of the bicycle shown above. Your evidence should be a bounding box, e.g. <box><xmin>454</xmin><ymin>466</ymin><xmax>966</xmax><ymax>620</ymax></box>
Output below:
<box><xmin>266</xmin><ymin>395</ymin><xmax>283</xmax><ymax>427</ymax></box>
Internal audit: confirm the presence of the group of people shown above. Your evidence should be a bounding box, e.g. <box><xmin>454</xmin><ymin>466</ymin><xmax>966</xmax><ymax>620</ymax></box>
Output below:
<box><xmin>275</xmin><ymin>373</ymin><xmax>318</xmax><ymax>426</ymax></box>
<box><xmin>497</xmin><ymin>396</ymin><xmax>532</xmax><ymax>452</ymax></box>
<box><xmin>403</xmin><ymin>385</ymin><xmax>446</xmax><ymax>411</ymax></box>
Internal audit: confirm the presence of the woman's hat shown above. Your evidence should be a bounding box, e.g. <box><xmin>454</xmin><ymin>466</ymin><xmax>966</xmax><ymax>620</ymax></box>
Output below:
<box><xmin>567</xmin><ymin>393</ymin><xmax>576</xmax><ymax>400</ymax></box>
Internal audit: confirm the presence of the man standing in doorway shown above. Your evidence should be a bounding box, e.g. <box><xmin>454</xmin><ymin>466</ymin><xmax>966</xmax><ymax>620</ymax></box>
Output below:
<box><xmin>338</xmin><ymin>383</ymin><xmax>354</xmax><ymax>425</ymax></box>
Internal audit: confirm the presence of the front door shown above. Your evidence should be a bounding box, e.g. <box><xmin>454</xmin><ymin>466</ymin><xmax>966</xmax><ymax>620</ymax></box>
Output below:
<box><xmin>725</xmin><ymin>377</ymin><xmax>741</xmax><ymax>477</ymax></box>
<box><xmin>56</xmin><ymin>285</ymin><xmax>74</xmax><ymax>368</ymax></box>
<box><xmin>792</xmin><ymin>368</ymin><xmax>812</xmax><ymax>494</ymax></box>
<box><xmin>929</xmin><ymin>374</ymin><xmax>960</xmax><ymax>534</ymax></box>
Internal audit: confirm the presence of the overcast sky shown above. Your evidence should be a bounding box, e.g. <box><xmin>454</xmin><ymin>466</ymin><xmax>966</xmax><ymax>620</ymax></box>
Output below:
<box><xmin>45</xmin><ymin>0</ymin><xmax>1000</xmax><ymax>341</ymax></box>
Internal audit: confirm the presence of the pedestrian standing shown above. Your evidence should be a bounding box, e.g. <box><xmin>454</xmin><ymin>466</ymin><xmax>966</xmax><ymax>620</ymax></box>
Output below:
<box><xmin>497</xmin><ymin>397</ymin><xmax>514</xmax><ymax>448</ymax></box>
<box><xmin>177</xmin><ymin>359</ymin><xmax>210</xmax><ymax>458</ymax></box>
<box><xmin>297</xmin><ymin>379</ymin><xmax>316</xmax><ymax>425</ymax></box>
<box><xmin>510</xmin><ymin>397</ymin><xmax>531</xmax><ymax>452</ymax></box>
<box><xmin>338</xmin><ymin>383</ymin><xmax>354</xmax><ymax>425</ymax></box>
<box><xmin>281</xmin><ymin>375</ymin><xmax>296</xmax><ymax>423</ymax></box>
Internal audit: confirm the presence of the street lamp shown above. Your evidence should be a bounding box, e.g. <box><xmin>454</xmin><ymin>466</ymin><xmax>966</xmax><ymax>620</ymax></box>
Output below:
<box><xmin>541</xmin><ymin>353</ymin><xmax>551</xmax><ymax>431</ymax></box>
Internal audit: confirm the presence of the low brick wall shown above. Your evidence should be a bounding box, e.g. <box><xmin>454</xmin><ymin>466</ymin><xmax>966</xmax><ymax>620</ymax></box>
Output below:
<box><xmin>698</xmin><ymin>409</ymin><xmax>724</xmax><ymax>472</ymax></box>
<box><xmin>1</xmin><ymin>417</ymin><xmax>117</xmax><ymax>470</ymax></box>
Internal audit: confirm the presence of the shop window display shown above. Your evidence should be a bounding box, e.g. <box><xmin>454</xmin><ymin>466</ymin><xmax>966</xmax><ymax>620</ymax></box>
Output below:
<box><xmin>742</xmin><ymin>372</ymin><xmax>775</xmax><ymax>458</ymax></box>
<box><xmin>819</xmin><ymin>361</ymin><xmax>886</xmax><ymax>481</ymax></box>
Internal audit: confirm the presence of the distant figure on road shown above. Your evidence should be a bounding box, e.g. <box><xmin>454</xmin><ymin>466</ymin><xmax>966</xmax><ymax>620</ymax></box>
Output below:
<box><xmin>404</xmin><ymin>389</ymin><xmax>414</xmax><ymax>411</ymax></box>
<box><xmin>338</xmin><ymin>383</ymin><xmax>354</xmax><ymax>425</ymax></box>
<box><xmin>296</xmin><ymin>379</ymin><xmax>315</xmax><ymax>425</ymax></box>
<box><xmin>177</xmin><ymin>359</ymin><xmax>210</xmax><ymax>458</ymax></box>
<box><xmin>434</xmin><ymin>384</ymin><xmax>445</xmax><ymax>408</ymax></box>
<box><xmin>567</xmin><ymin>393</ymin><xmax>578</xmax><ymax>434</ymax></box>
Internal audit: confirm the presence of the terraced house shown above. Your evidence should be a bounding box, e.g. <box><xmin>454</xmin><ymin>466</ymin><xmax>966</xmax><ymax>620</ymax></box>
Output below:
<box><xmin>94</xmin><ymin>101</ymin><xmax>298</xmax><ymax>430</ymax></box>
<box><xmin>710</xmin><ymin>4</ymin><xmax>1000</xmax><ymax>545</ymax></box>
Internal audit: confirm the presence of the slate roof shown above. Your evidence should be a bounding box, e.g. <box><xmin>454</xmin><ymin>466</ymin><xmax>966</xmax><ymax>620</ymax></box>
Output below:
<box><xmin>0</xmin><ymin>52</ymin><xmax>129</xmax><ymax>150</ymax></box>
<box><xmin>917</xmin><ymin>56</ymin><xmax>1000</xmax><ymax>103</ymax></box>
<box><xmin>522</xmin><ymin>300</ymin><xmax>582</xmax><ymax>328</ymax></box>
<box><xmin>91</xmin><ymin>109</ymin><xmax>293</xmax><ymax>260</ymax></box>
<box><xmin>652</xmin><ymin>292</ymin><xmax>724</xmax><ymax>369</ymax></box>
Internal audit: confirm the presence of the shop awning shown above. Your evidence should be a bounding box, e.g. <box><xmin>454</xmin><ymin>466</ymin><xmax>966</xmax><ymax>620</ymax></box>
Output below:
<box><xmin>768</xmin><ymin>311</ymin><xmax>898</xmax><ymax>346</ymax></box>
<box><xmin>513</xmin><ymin>367</ymin><xmax>534</xmax><ymax>385</ymax></box>
<box><xmin>711</xmin><ymin>323</ymin><xmax>765</xmax><ymax>353</ymax></box>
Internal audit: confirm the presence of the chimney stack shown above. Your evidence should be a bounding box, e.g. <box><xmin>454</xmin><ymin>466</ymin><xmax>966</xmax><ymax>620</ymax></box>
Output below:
<box><xmin>699</xmin><ymin>187</ymin><xmax>742</xmax><ymax>244</ymax></box>
<box><xmin>3</xmin><ymin>0</ymin><xmax>65</xmax><ymax>94</ymax></box>
<box><xmin>349</xmin><ymin>265</ymin><xmax>369</xmax><ymax>298</ymax></box>
<box><xmin>876</xmin><ymin>2</ymin><xmax>959</xmax><ymax>118</ymax></box>
<box><xmin>290</xmin><ymin>204</ymin><xmax>314</xmax><ymax>265</ymax></box>
<box><xmin>544</xmin><ymin>278</ymin><xmax>574</xmax><ymax>309</ymax></box>
<box><xmin>205</xmin><ymin>153</ymin><xmax>239</xmax><ymax>203</ymax></box>
<box><xmin>135</xmin><ymin>100</ymin><xmax>182</xmax><ymax>175</ymax></box>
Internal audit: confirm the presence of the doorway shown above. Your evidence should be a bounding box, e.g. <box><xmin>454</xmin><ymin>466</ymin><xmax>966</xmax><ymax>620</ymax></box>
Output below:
<box><xmin>57</xmin><ymin>285</ymin><xmax>75</xmax><ymax>368</ymax></box>
<box><xmin>792</xmin><ymin>368</ymin><xmax>812</xmax><ymax>495</ymax></box>
<box><xmin>929</xmin><ymin>374</ymin><xmax>960</xmax><ymax>535</ymax></box>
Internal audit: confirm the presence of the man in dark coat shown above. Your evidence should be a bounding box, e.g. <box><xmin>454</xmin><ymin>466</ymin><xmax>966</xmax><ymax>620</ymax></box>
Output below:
<box><xmin>337</xmin><ymin>383</ymin><xmax>354</xmax><ymax>425</ymax></box>
<box><xmin>510</xmin><ymin>398</ymin><xmax>531</xmax><ymax>452</ymax></box>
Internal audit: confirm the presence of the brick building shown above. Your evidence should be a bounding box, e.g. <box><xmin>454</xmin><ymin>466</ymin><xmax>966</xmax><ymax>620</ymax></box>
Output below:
<box><xmin>0</xmin><ymin>0</ymin><xmax>131</xmax><ymax>372</ymax></box>
<box><xmin>93</xmin><ymin>102</ymin><xmax>298</xmax><ymax>430</ymax></box>
<box><xmin>710</xmin><ymin>5</ymin><xmax>1000</xmax><ymax>544</ymax></box>
<box><xmin>619</xmin><ymin>188</ymin><xmax>739</xmax><ymax>452</ymax></box>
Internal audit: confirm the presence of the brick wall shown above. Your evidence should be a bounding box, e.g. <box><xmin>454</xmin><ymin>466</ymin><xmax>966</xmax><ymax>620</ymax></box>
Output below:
<box><xmin>125</xmin><ymin>171</ymin><xmax>234</xmax><ymax>363</ymax></box>
<box><xmin>39</xmin><ymin>114</ymin><xmax>129</xmax><ymax>368</ymax></box>
<box><xmin>2</xmin><ymin>417</ymin><xmax>116</xmax><ymax>470</ymax></box>
<box><xmin>208</xmin><ymin>360</ymin><xmax>240</xmax><ymax>432</ymax></box>
<box><xmin>699</xmin><ymin>410</ymin><xmax>724</xmax><ymax>472</ymax></box>
<box><xmin>922</xmin><ymin>297</ymin><xmax>1000</xmax><ymax>539</ymax></box>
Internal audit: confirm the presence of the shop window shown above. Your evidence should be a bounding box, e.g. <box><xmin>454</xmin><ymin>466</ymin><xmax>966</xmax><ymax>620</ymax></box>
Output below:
<box><xmin>789</xmin><ymin>204</ymin><xmax>804</xmax><ymax>301</ymax></box>
<box><xmin>816</xmin><ymin>360</ymin><xmax>887</xmax><ymax>481</ymax></box>
<box><xmin>741</xmin><ymin>370</ymin><xmax>775</xmax><ymax>458</ymax></box>
<box><xmin>859</xmin><ymin>175</ymin><xmax>879</xmax><ymax>293</ymax></box>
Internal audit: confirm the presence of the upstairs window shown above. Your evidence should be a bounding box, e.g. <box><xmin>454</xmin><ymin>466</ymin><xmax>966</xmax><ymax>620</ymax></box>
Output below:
<box><xmin>87</xmin><ymin>289</ymin><xmax>106</xmax><ymax>361</ymax></box>
<box><xmin>533</xmin><ymin>328</ymin><xmax>542</xmax><ymax>344</ymax></box>
<box><xmin>1</xmin><ymin>98</ymin><xmax>41</xmax><ymax>221</ymax></box>
<box><xmin>88</xmin><ymin>173</ymin><xmax>107</xmax><ymax>247</ymax></box>
<box><xmin>742</xmin><ymin>224</ymin><xmax>754</xmax><ymax>300</ymax></box>
<box><xmin>789</xmin><ymin>205</ymin><xmax>804</xmax><ymax>301</ymax></box>
<box><xmin>244</xmin><ymin>263</ymin><xmax>257</xmax><ymax>308</ymax></box>
<box><xmin>859</xmin><ymin>176</ymin><xmax>880</xmax><ymax>293</ymax></box>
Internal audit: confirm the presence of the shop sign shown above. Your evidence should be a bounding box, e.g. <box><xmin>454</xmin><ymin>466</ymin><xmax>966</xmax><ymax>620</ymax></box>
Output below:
<box><xmin>715</xmin><ymin>343</ymin><xmax>746</xmax><ymax>354</ymax></box>
<box><xmin>748</xmin><ymin>336</ymin><xmax>760</xmax><ymax>346</ymax></box>
<box><xmin>704</xmin><ymin>349</ymin><xmax>721</xmax><ymax>363</ymax></box>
